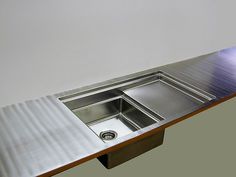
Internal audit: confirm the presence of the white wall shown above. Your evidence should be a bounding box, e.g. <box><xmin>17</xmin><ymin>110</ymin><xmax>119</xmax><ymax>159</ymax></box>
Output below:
<box><xmin>1</xmin><ymin>0</ymin><xmax>236</xmax><ymax>107</ymax></box>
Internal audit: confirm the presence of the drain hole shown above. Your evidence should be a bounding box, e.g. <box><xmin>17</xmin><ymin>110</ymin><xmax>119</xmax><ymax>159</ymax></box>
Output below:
<box><xmin>99</xmin><ymin>130</ymin><xmax>118</xmax><ymax>141</ymax></box>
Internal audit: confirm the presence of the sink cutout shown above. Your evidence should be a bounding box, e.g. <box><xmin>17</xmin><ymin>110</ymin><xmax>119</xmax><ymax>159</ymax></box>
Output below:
<box><xmin>60</xmin><ymin>71</ymin><xmax>215</xmax><ymax>142</ymax></box>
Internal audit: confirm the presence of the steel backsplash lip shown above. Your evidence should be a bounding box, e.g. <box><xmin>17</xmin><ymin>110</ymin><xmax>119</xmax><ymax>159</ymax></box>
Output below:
<box><xmin>57</xmin><ymin>71</ymin><xmax>162</xmax><ymax>101</ymax></box>
<box><xmin>58</xmin><ymin>70</ymin><xmax>216</xmax><ymax>103</ymax></box>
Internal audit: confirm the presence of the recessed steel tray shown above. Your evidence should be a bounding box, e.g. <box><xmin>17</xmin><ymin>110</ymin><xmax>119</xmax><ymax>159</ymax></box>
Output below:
<box><xmin>124</xmin><ymin>72</ymin><xmax>216</xmax><ymax>119</ymax></box>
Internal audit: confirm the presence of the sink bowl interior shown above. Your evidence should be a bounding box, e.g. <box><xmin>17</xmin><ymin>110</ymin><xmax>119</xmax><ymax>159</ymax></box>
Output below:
<box><xmin>66</xmin><ymin>96</ymin><xmax>158</xmax><ymax>142</ymax></box>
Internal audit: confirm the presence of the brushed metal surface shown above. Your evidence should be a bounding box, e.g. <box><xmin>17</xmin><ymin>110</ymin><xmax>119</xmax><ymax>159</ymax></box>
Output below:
<box><xmin>90</xmin><ymin>117</ymin><xmax>136</xmax><ymax>142</ymax></box>
<box><xmin>1</xmin><ymin>47</ymin><xmax>236</xmax><ymax>177</ymax></box>
<box><xmin>124</xmin><ymin>72</ymin><xmax>215</xmax><ymax>120</ymax></box>
<box><xmin>0</xmin><ymin>96</ymin><xmax>105</xmax><ymax>177</ymax></box>
<box><xmin>69</xmin><ymin>96</ymin><xmax>158</xmax><ymax>142</ymax></box>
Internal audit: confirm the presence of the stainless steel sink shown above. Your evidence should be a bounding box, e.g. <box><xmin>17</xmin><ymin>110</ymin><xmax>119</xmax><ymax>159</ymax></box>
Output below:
<box><xmin>64</xmin><ymin>95</ymin><xmax>162</xmax><ymax>142</ymax></box>
<box><xmin>60</xmin><ymin>71</ymin><xmax>215</xmax><ymax>168</ymax></box>
<box><xmin>62</xmin><ymin>92</ymin><xmax>165</xmax><ymax>168</ymax></box>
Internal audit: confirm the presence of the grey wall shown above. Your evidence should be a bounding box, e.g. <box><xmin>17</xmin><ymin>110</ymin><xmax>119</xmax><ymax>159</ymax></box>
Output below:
<box><xmin>1</xmin><ymin>0</ymin><xmax>236</xmax><ymax>107</ymax></box>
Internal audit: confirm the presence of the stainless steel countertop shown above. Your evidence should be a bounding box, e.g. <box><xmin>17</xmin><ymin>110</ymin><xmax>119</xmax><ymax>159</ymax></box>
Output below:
<box><xmin>1</xmin><ymin>47</ymin><xmax>236</xmax><ymax>177</ymax></box>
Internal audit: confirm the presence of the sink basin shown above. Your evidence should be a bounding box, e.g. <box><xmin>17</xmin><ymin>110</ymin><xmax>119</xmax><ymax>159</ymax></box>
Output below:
<box><xmin>62</xmin><ymin>93</ymin><xmax>165</xmax><ymax>169</ymax></box>
<box><xmin>65</xmin><ymin>95</ymin><xmax>161</xmax><ymax>142</ymax></box>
